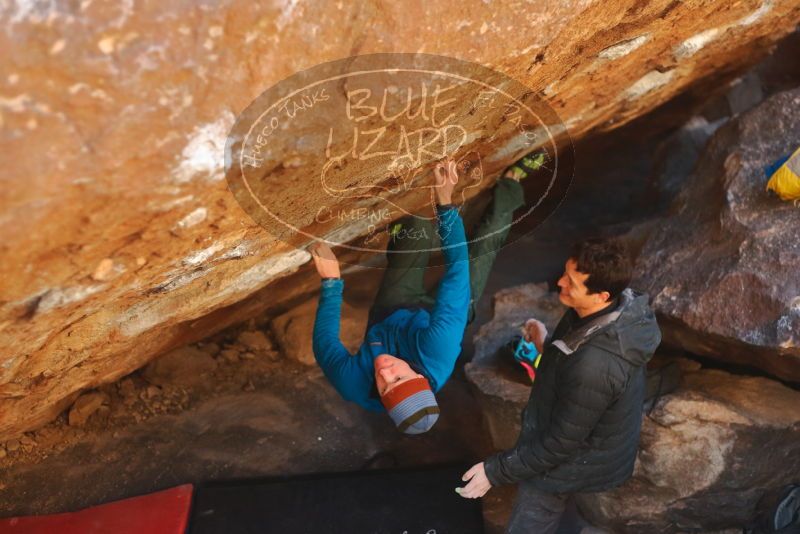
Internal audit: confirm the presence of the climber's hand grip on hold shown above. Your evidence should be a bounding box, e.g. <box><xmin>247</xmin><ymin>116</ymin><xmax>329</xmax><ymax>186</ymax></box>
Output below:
<box><xmin>309</xmin><ymin>242</ymin><xmax>341</xmax><ymax>279</ymax></box>
<box><xmin>434</xmin><ymin>158</ymin><xmax>458</xmax><ymax>206</ymax></box>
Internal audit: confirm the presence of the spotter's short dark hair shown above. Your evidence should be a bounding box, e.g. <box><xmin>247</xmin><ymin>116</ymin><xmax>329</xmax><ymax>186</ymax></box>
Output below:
<box><xmin>569</xmin><ymin>238</ymin><xmax>632</xmax><ymax>299</ymax></box>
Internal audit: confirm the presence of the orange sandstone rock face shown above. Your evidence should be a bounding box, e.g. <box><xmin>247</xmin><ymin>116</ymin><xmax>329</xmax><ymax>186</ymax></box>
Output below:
<box><xmin>0</xmin><ymin>0</ymin><xmax>798</xmax><ymax>440</ymax></box>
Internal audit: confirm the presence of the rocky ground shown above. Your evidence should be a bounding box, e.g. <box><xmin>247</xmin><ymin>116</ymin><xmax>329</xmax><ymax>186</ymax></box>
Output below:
<box><xmin>0</xmin><ymin>322</ymin><xmax>283</xmax><ymax>473</ymax></box>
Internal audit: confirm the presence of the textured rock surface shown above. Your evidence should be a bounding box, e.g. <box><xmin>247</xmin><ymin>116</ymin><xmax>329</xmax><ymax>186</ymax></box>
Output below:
<box><xmin>634</xmin><ymin>88</ymin><xmax>800</xmax><ymax>383</ymax></box>
<box><xmin>236</xmin><ymin>330</ymin><xmax>274</xmax><ymax>355</ymax></box>
<box><xmin>2</xmin><ymin>0</ymin><xmax>799</xmax><ymax>439</ymax></box>
<box><xmin>270</xmin><ymin>296</ymin><xmax>368</xmax><ymax>366</ymax></box>
<box><xmin>466</xmin><ymin>284</ymin><xmax>800</xmax><ymax>532</ymax></box>
<box><xmin>576</xmin><ymin>369</ymin><xmax>800</xmax><ymax>533</ymax></box>
<box><xmin>67</xmin><ymin>391</ymin><xmax>109</xmax><ymax>428</ymax></box>
<box><xmin>647</xmin><ymin>115</ymin><xmax>726</xmax><ymax>211</ymax></box>
<box><xmin>465</xmin><ymin>283</ymin><xmax>565</xmax><ymax>449</ymax></box>
<box><xmin>141</xmin><ymin>346</ymin><xmax>218</xmax><ymax>388</ymax></box>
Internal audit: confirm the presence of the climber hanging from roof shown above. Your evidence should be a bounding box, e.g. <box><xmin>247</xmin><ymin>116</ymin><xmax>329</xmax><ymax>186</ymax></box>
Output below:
<box><xmin>309</xmin><ymin>152</ymin><xmax>545</xmax><ymax>434</ymax></box>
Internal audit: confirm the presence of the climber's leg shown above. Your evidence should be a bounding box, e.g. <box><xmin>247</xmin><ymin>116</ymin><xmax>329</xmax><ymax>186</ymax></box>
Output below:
<box><xmin>367</xmin><ymin>215</ymin><xmax>437</xmax><ymax>327</ymax></box>
<box><xmin>466</xmin><ymin>178</ymin><xmax>526</xmax><ymax>323</ymax></box>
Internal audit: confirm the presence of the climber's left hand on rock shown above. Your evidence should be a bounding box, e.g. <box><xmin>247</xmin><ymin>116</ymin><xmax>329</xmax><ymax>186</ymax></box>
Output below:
<box><xmin>310</xmin><ymin>242</ymin><xmax>341</xmax><ymax>279</ymax></box>
<box><xmin>434</xmin><ymin>157</ymin><xmax>459</xmax><ymax>206</ymax></box>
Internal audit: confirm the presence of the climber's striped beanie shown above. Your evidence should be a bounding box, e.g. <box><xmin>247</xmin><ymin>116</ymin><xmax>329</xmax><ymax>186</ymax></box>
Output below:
<box><xmin>380</xmin><ymin>377</ymin><xmax>439</xmax><ymax>434</ymax></box>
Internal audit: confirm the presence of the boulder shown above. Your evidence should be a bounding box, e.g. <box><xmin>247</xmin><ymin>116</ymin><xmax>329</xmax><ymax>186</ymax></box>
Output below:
<box><xmin>118</xmin><ymin>378</ymin><xmax>138</xmax><ymax>406</ymax></box>
<box><xmin>2</xmin><ymin>0</ymin><xmax>800</xmax><ymax>440</ymax></box>
<box><xmin>141</xmin><ymin>346</ymin><xmax>217</xmax><ymax>388</ymax></box>
<box><xmin>633</xmin><ymin>88</ymin><xmax>800</xmax><ymax>382</ymax></box>
<box><xmin>465</xmin><ymin>283</ymin><xmax>565</xmax><ymax>449</ymax></box>
<box><xmin>236</xmin><ymin>330</ymin><xmax>274</xmax><ymax>355</ymax></box>
<box><xmin>270</xmin><ymin>297</ymin><xmax>369</xmax><ymax>366</ymax></box>
<box><xmin>68</xmin><ymin>391</ymin><xmax>110</xmax><ymax>427</ymax></box>
<box><xmin>218</xmin><ymin>349</ymin><xmax>240</xmax><ymax>364</ymax></box>
<box><xmin>576</xmin><ymin>369</ymin><xmax>800</xmax><ymax>533</ymax></box>
<box><xmin>648</xmin><ymin>115</ymin><xmax>726</xmax><ymax>211</ymax></box>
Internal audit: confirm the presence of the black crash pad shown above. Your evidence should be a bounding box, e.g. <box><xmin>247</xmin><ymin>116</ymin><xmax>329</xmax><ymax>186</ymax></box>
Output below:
<box><xmin>189</xmin><ymin>464</ymin><xmax>484</xmax><ymax>534</ymax></box>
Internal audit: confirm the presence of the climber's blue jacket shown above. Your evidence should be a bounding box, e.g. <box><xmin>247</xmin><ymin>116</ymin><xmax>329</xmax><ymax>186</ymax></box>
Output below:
<box><xmin>312</xmin><ymin>206</ymin><xmax>470</xmax><ymax>411</ymax></box>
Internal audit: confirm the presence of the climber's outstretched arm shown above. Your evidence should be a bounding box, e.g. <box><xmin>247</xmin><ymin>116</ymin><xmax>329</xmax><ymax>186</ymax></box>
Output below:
<box><xmin>310</xmin><ymin>243</ymin><xmax>360</xmax><ymax>401</ymax></box>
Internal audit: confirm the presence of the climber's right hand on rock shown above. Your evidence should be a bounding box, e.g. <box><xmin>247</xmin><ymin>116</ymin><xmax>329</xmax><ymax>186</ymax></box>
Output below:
<box><xmin>309</xmin><ymin>242</ymin><xmax>341</xmax><ymax>279</ymax></box>
<box><xmin>434</xmin><ymin>157</ymin><xmax>458</xmax><ymax>206</ymax></box>
<box><xmin>521</xmin><ymin>318</ymin><xmax>547</xmax><ymax>354</ymax></box>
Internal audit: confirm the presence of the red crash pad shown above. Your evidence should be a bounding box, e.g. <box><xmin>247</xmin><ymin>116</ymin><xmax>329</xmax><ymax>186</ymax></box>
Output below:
<box><xmin>0</xmin><ymin>484</ymin><xmax>193</xmax><ymax>534</ymax></box>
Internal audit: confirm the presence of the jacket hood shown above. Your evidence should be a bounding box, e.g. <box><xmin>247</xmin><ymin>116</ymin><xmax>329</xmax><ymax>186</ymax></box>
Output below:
<box><xmin>552</xmin><ymin>288</ymin><xmax>661</xmax><ymax>367</ymax></box>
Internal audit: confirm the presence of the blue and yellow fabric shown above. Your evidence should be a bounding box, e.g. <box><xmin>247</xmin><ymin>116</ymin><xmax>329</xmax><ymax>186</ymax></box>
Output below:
<box><xmin>765</xmin><ymin>146</ymin><xmax>800</xmax><ymax>203</ymax></box>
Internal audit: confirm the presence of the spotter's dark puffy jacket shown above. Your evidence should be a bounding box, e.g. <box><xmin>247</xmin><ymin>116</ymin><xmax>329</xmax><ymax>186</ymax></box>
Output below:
<box><xmin>484</xmin><ymin>288</ymin><xmax>662</xmax><ymax>494</ymax></box>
